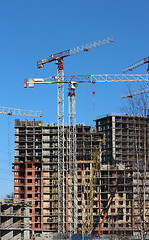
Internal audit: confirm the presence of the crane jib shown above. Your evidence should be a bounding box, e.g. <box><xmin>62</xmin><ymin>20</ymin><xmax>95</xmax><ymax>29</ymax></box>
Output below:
<box><xmin>49</xmin><ymin>49</ymin><xmax>70</xmax><ymax>61</ymax></box>
<box><xmin>37</xmin><ymin>37</ymin><xmax>113</xmax><ymax>68</ymax></box>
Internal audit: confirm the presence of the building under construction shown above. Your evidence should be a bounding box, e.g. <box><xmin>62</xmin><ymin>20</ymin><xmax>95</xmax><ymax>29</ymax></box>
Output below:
<box><xmin>95</xmin><ymin>114</ymin><xmax>149</xmax><ymax>237</ymax></box>
<box><xmin>13</xmin><ymin>119</ymin><xmax>104</xmax><ymax>236</ymax></box>
<box><xmin>13</xmin><ymin>115</ymin><xmax>149</xmax><ymax>238</ymax></box>
<box><xmin>0</xmin><ymin>198</ymin><xmax>31</xmax><ymax>240</ymax></box>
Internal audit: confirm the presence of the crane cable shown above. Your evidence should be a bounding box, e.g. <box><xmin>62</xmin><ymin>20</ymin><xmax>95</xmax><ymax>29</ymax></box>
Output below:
<box><xmin>92</xmin><ymin>90</ymin><xmax>95</xmax><ymax>112</ymax></box>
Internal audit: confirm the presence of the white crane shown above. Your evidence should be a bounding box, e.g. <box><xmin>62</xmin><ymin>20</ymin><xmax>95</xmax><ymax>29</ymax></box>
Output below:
<box><xmin>25</xmin><ymin>73</ymin><xmax>148</xmax><ymax>124</ymax></box>
<box><xmin>0</xmin><ymin>106</ymin><xmax>42</xmax><ymax>117</ymax></box>
<box><xmin>25</xmin><ymin>36</ymin><xmax>114</xmax><ymax>238</ymax></box>
<box><xmin>25</xmin><ymin>73</ymin><xmax>148</xmax><ymax>236</ymax></box>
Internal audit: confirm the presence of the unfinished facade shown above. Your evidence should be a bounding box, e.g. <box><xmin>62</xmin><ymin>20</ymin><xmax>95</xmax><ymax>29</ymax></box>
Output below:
<box><xmin>13</xmin><ymin>119</ymin><xmax>104</xmax><ymax>236</ymax></box>
<box><xmin>95</xmin><ymin>114</ymin><xmax>149</xmax><ymax>237</ymax></box>
<box><xmin>0</xmin><ymin>199</ymin><xmax>31</xmax><ymax>240</ymax></box>
<box><xmin>13</xmin><ymin>115</ymin><xmax>149</xmax><ymax>238</ymax></box>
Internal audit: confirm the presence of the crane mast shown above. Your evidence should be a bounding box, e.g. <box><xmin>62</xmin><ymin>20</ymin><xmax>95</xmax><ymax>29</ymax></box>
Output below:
<box><xmin>68</xmin><ymin>82</ymin><xmax>77</xmax><ymax>236</ymax></box>
<box><xmin>25</xmin><ymin>73</ymin><xmax>149</xmax><ymax>237</ymax></box>
<box><xmin>33</xmin><ymin>37</ymin><xmax>113</xmax><ymax>238</ymax></box>
<box><xmin>56</xmin><ymin>59</ymin><xmax>65</xmax><ymax>235</ymax></box>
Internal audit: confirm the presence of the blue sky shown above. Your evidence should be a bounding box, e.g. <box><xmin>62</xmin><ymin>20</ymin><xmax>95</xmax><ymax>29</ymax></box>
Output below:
<box><xmin>0</xmin><ymin>0</ymin><xmax>149</xmax><ymax>197</ymax></box>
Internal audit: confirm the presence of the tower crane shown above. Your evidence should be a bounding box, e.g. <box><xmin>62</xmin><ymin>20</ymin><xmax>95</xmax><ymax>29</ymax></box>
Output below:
<box><xmin>123</xmin><ymin>57</ymin><xmax>149</xmax><ymax>73</ymax></box>
<box><xmin>25</xmin><ymin>73</ymin><xmax>148</xmax><ymax>237</ymax></box>
<box><xmin>122</xmin><ymin>87</ymin><xmax>148</xmax><ymax>99</ymax></box>
<box><xmin>37</xmin><ymin>37</ymin><xmax>113</xmax><ymax>69</ymax></box>
<box><xmin>121</xmin><ymin>87</ymin><xmax>148</xmax><ymax>117</ymax></box>
<box><xmin>123</xmin><ymin>57</ymin><xmax>149</xmax><ymax>116</ymax></box>
<box><xmin>26</xmin><ymin>73</ymin><xmax>148</xmax><ymax>131</ymax></box>
<box><xmin>28</xmin><ymin>36</ymin><xmax>113</xmax><ymax>238</ymax></box>
<box><xmin>25</xmin><ymin>73</ymin><xmax>148</xmax><ymax>86</ymax></box>
<box><xmin>0</xmin><ymin>106</ymin><xmax>42</xmax><ymax>117</ymax></box>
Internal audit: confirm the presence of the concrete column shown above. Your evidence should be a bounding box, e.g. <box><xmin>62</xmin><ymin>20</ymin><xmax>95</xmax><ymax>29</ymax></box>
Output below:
<box><xmin>24</xmin><ymin>206</ymin><xmax>30</xmax><ymax>240</ymax></box>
